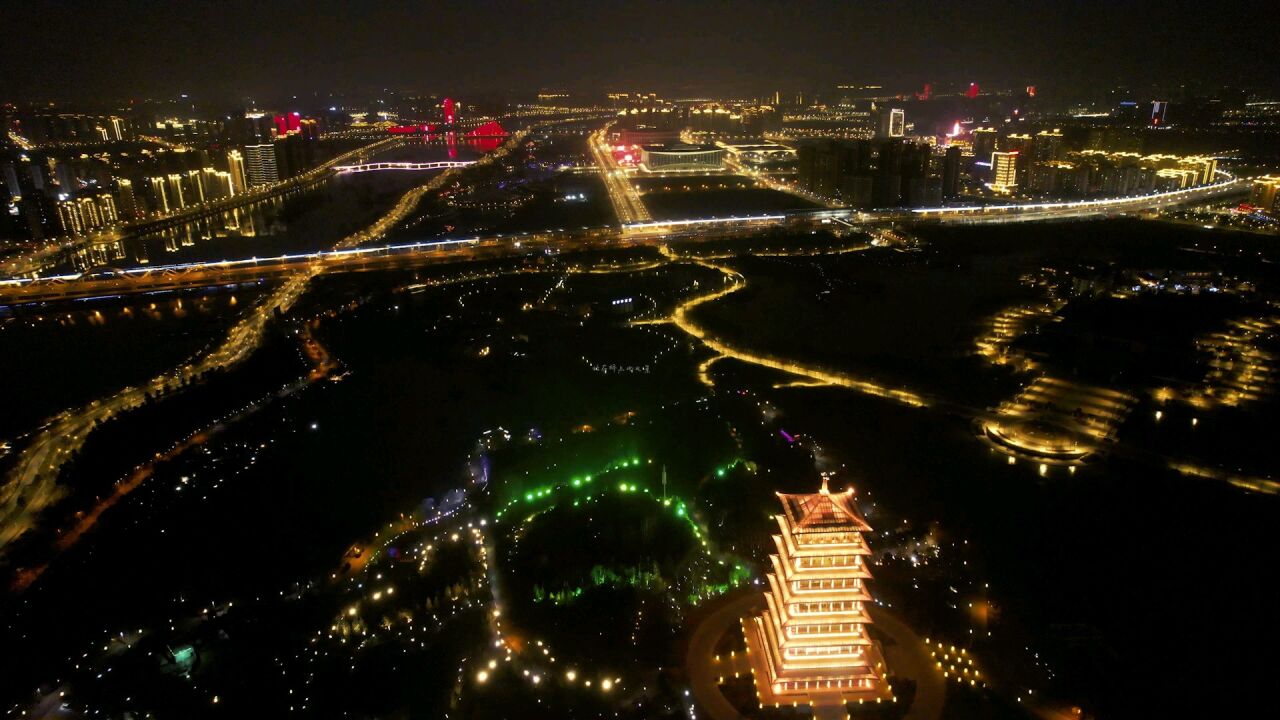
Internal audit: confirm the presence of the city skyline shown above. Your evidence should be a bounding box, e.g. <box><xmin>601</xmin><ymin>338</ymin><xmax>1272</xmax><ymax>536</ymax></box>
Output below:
<box><xmin>1</xmin><ymin>0</ymin><xmax>1277</xmax><ymax>102</ymax></box>
<box><xmin>2</xmin><ymin>4</ymin><xmax>1278</xmax><ymax>719</ymax></box>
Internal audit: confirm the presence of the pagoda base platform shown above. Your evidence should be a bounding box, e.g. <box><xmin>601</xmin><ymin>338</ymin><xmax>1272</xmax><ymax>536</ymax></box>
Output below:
<box><xmin>685</xmin><ymin>589</ymin><xmax>944</xmax><ymax>720</ymax></box>
<box><xmin>743</xmin><ymin>615</ymin><xmax>896</xmax><ymax>714</ymax></box>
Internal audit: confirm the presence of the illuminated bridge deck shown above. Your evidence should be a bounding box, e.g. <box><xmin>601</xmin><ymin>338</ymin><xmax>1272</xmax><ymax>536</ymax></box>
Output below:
<box><xmin>0</xmin><ymin>175</ymin><xmax>1245</xmax><ymax>305</ymax></box>
<box><xmin>333</xmin><ymin>161</ymin><xmax>476</xmax><ymax>173</ymax></box>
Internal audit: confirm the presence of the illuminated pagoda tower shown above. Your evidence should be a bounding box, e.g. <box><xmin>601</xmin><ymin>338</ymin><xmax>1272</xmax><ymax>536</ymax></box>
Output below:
<box><xmin>746</xmin><ymin>476</ymin><xmax>891</xmax><ymax>710</ymax></box>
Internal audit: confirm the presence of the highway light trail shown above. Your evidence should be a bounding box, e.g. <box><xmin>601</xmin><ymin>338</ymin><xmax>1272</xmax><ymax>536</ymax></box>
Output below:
<box><xmin>0</xmin><ymin>126</ymin><xmax>540</xmax><ymax>557</ymax></box>
<box><xmin>590</xmin><ymin>124</ymin><xmax>652</xmax><ymax>225</ymax></box>
<box><xmin>0</xmin><ymin>271</ymin><xmax>314</xmax><ymax>553</ymax></box>
<box><xmin>0</xmin><ymin>136</ymin><xmax>405</xmax><ymax>280</ymax></box>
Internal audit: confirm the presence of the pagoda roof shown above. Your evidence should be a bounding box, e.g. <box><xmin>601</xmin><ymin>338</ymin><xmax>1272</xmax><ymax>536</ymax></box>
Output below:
<box><xmin>777</xmin><ymin>478</ymin><xmax>872</xmax><ymax>533</ymax></box>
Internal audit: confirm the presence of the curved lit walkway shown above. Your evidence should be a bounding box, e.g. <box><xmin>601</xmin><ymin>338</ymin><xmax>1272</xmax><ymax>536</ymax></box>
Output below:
<box><xmin>685</xmin><ymin>589</ymin><xmax>944</xmax><ymax>720</ymax></box>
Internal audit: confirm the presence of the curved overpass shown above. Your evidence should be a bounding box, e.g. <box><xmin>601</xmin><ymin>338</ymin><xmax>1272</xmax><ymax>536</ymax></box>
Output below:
<box><xmin>0</xmin><ymin>174</ymin><xmax>1247</xmax><ymax>305</ymax></box>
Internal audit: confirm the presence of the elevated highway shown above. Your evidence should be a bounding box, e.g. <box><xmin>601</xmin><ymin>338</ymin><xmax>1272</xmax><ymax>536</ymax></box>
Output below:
<box><xmin>0</xmin><ymin>137</ymin><xmax>404</xmax><ymax>279</ymax></box>
<box><xmin>0</xmin><ymin>174</ymin><xmax>1245</xmax><ymax>306</ymax></box>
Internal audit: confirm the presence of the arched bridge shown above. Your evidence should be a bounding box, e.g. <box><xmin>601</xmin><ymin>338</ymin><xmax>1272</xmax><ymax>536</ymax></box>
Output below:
<box><xmin>334</xmin><ymin>160</ymin><xmax>477</xmax><ymax>174</ymax></box>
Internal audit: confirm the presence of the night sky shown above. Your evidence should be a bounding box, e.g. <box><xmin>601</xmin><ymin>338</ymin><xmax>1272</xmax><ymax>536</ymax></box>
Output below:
<box><xmin>1</xmin><ymin>0</ymin><xmax>1274</xmax><ymax>102</ymax></box>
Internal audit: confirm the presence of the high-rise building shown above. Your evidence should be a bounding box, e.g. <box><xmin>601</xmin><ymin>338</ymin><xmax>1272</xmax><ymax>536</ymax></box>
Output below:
<box><xmin>77</xmin><ymin>197</ymin><xmax>102</xmax><ymax>228</ymax></box>
<box><xmin>227</xmin><ymin>150</ymin><xmax>248</xmax><ymax>195</ymax></box>
<box><xmin>876</xmin><ymin>107</ymin><xmax>905</xmax><ymax>139</ymax></box>
<box><xmin>942</xmin><ymin>145</ymin><xmax>962</xmax><ymax>198</ymax></box>
<box><xmin>94</xmin><ymin>193</ymin><xmax>117</xmax><ymax>224</ymax></box>
<box><xmin>166</xmin><ymin>173</ymin><xmax>187</xmax><ymax>209</ymax></box>
<box><xmin>1033</xmin><ymin>129</ymin><xmax>1063</xmax><ymax>163</ymax></box>
<box><xmin>219</xmin><ymin>171</ymin><xmax>236</xmax><ymax>198</ymax></box>
<box><xmin>149</xmin><ymin>176</ymin><xmax>170</xmax><ymax>214</ymax></box>
<box><xmin>746</xmin><ymin>477</ymin><xmax>892</xmax><ymax>708</ymax></box>
<box><xmin>990</xmin><ymin>151</ymin><xmax>1019</xmax><ymax>192</ymax></box>
<box><xmin>55</xmin><ymin>193</ymin><xmax>116</xmax><ymax>236</ymax></box>
<box><xmin>205</xmin><ymin>170</ymin><xmax>234</xmax><ymax>201</ymax></box>
<box><xmin>1</xmin><ymin>162</ymin><xmax>21</xmax><ymax>200</ymax></box>
<box><xmin>797</xmin><ymin>140</ymin><xmax>872</xmax><ymax>204</ymax></box>
<box><xmin>201</xmin><ymin>167</ymin><xmax>222</xmax><ymax>201</ymax></box>
<box><xmin>1003</xmin><ymin>134</ymin><xmax>1034</xmax><ymax>173</ymax></box>
<box><xmin>243</xmin><ymin>143</ymin><xmax>279</xmax><ymax>187</ymax></box>
<box><xmin>109</xmin><ymin>116</ymin><xmax>126</xmax><ymax>141</ymax></box>
<box><xmin>1250</xmin><ymin>176</ymin><xmax>1280</xmax><ymax>214</ymax></box>
<box><xmin>2</xmin><ymin>158</ymin><xmax>58</xmax><ymax>240</ymax></box>
<box><xmin>273</xmin><ymin>132</ymin><xmax>305</xmax><ymax>180</ymax></box>
<box><xmin>874</xmin><ymin>139</ymin><xmax>905</xmax><ymax>206</ymax></box>
<box><xmin>187</xmin><ymin>169</ymin><xmax>206</xmax><ymax>204</ymax></box>
<box><xmin>56</xmin><ymin>199</ymin><xmax>87</xmax><ymax>236</ymax></box>
<box><xmin>971</xmin><ymin>127</ymin><xmax>999</xmax><ymax>167</ymax></box>
<box><xmin>116</xmin><ymin>178</ymin><xmax>139</xmax><ymax>219</ymax></box>
<box><xmin>273</xmin><ymin>112</ymin><xmax>302</xmax><ymax>137</ymax></box>
<box><xmin>1151</xmin><ymin>101</ymin><xmax>1169</xmax><ymax>126</ymax></box>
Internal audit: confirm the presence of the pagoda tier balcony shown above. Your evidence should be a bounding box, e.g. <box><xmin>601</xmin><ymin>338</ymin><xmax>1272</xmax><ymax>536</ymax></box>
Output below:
<box><xmin>773</xmin><ymin>541</ymin><xmax>872</xmax><ymax>569</ymax></box>
<box><xmin>756</xmin><ymin>618</ymin><xmax>882</xmax><ymax>681</ymax></box>
<box><xmin>762</xmin><ymin>597</ymin><xmax>871</xmax><ymax>638</ymax></box>
<box><xmin>767</xmin><ymin>568</ymin><xmax>873</xmax><ymax>609</ymax></box>
<box><xmin>776</xmin><ymin>524</ymin><xmax>872</xmax><ymax>560</ymax></box>
<box><xmin>765</xmin><ymin>592</ymin><xmax>874</xmax><ymax>630</ymax></box>
<box><xmin>773</xmin><ymin>559</ymin><xmax>875</xmax><ymax>584</ymax></box>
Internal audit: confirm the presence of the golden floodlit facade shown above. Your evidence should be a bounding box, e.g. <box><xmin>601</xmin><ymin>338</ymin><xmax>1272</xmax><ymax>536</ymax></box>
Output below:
<box><xmin>746</xmin><ymin>477</ymin><xmax>892</xmax><ymax>710</ymax></box>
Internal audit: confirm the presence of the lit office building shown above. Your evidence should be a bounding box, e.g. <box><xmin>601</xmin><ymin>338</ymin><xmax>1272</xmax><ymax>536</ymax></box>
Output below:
<box><xmin>877</xmin><ymin>108</ymin><xmax>905</xmax><ymax>139</ymax></box>
<box><xmin>638</xmin><ymin>143</ymin><xmax>725</xmax><ymax>172</ymax></box>
<box><xmin>109</xmin><ymin>116</ymin><xmax>126</xmax><ymax>141</ymax></box>
<box><xmin>243</xmin><ymin>143</ymin><xmax>280</xmax><ymax>187</ymax></box>
<box><xmin>747</xmin><ymin>477</ymin><xmax>892</xmax><ymax>708</ymax></box>
<box><xmin>990</xmin><ymin>151</ymin><xmax>1019</xmax><ymax>192</ymax></box>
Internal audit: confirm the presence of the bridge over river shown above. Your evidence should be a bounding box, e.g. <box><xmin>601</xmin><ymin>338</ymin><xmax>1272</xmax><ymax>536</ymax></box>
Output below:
<box><xmin>0</xmin><ymin>175</ymin><xmax>1245</xmax><ymax>306</ymax></box>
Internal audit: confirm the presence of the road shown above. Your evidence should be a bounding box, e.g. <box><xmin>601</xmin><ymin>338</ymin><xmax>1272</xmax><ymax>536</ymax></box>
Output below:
<box><xmin>0</xmin><ymin>137</ymin><xmax>404</xmax><ymax>279</ymax></box>
<box><xmin>589</xmin><ymin>124</ymin><xmax>653</xmax><ymax>224</ymax></box>
<box><xmin>0</xmin><ymin>123</ymin><xmax>542</xmax><ymax>558</ymax></box>
<box><xmin>0</xmin><ymin>174</ymin><xmax>1244</xmax><ymax>305</ymax></box>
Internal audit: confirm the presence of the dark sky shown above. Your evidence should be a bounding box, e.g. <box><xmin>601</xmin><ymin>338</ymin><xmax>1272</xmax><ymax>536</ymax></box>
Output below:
<box><xmin>1</xmin><ymin>0</ymin><xmax>1274</xmax><ymax>103</ymax></box>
